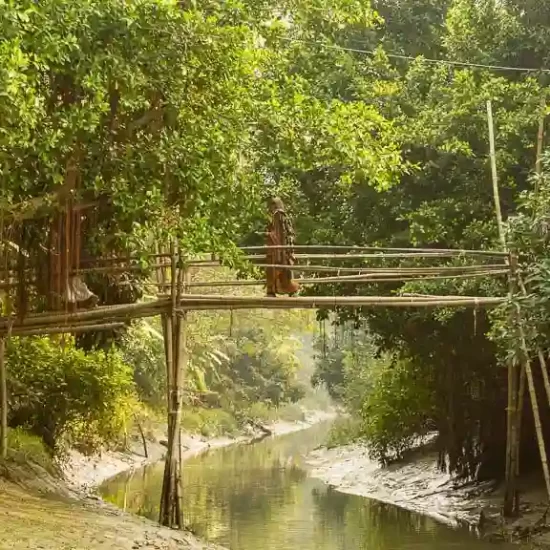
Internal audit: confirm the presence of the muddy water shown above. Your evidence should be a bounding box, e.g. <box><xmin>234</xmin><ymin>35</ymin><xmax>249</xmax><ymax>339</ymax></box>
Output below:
<box><xmin>100</xmin><ymin>423</ymin><xmax>510</xmax><ymax>549</ymax></box>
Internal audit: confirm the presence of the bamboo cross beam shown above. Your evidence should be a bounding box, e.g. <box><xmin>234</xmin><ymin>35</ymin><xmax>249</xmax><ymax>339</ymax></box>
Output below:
<box><xmin>4</xmin><ymin>322</ymin><xmax>126</xmax><ymax>338</ymax></box>
<box><xmin>0</xmin><ymin>293</ymin><xmax>506</xmax><ymax>334</ymax></box>
<box><xmin>0</xmin><ymin>300</ymin><xmax>170</xmax><ymax>331</ymax></box>
<box><xmin>176</xmin><ymin>294</ymin><xmax>505</xmax><ymax>310</ymax></box>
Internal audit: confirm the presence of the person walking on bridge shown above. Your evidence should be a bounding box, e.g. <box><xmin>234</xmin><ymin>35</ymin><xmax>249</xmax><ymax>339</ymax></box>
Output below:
<box><xmin>266</xmin><ymin>197</ymin><xmax>300</xmax><ymax>297</ymax></box>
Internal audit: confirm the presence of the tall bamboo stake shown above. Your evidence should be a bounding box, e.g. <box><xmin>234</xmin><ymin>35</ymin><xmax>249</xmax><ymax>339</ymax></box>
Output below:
<box><xmin>159</xmin><ymin>242</ymin><xmax>176</xmax><ymax>526</ymax></box>
<box><xmin>487</xmin><ymin>101</ymin><xmax>506</xmax><ymax>250</ymax></box>
<box><xmin>487</xmin><ymin>100</ymin><xmax>520</xmax><ymax>516</ymax></box>
<box><xmin>535</xmin><ymin>96</ymin><xmax>546</xmax><ymax>192</ymax></box>
<box><xmin>0</xmin><ymin>202</ymin><xmax>6</xmax><ymax>460</ymax></box>
<box><xmin>0</xmin><ymin>337</ymin><xmax>6</xmax><ymax>460</ymax></box>
<box><xmin>160</xmin><ymin>240</ymin><xmax>186</xmax><ymax>529</ymax></box>
<box><xmin>516</xmin><ymin>308</ymin><xmax>550</xmax><ymax>500</ymax></box>
<box><xmin>172</xmin><ymin>258</ymin><xmax>187</xmax><ymax>529</ymax></box>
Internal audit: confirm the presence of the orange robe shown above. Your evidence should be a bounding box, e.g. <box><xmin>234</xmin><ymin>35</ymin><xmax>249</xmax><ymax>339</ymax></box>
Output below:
<box><xmin>266</xmin><ymin>209</ymin><xmax>299</xmax><ymax>296</ymax></box>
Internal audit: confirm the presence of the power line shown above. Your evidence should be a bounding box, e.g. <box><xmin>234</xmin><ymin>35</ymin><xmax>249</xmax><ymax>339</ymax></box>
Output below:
<box><xmin>280</xmin><ymin>37</ymin><xmax>550</xmax><ymax>74</ymax></box>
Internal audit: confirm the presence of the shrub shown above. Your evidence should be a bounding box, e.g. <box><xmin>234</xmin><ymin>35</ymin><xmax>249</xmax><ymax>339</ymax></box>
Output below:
<box><xmin>359</xmin><ymin>355</ymin><xmax>435</xmax><ymax>464</ymax></box>
<box><xmin>326</xmin><ymin>416</ymin><xmax>363</xmax><ymax>449</ymax></box>
<box><xmin>7</xmin><ymin>336</ymin><xmax>137</xmax><ymax>454</ymax></box>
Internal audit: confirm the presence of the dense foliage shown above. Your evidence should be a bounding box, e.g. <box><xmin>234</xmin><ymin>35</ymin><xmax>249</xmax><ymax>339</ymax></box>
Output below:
<box><xmin>7</xmin><ymin>337</ymin><xmax>136</xmax><ymax>453</ymax></box>
<box><xmin>0</xmin><ymin>0</ymin><xmax>398</xmax><ymax>452</ymax></box>
<box><xmin>4</xmin><ymin>0</ymin><xmax>550</xmax><ymax>478</ymax></box>
<box><xmin>305</xmin><ymin>1</ymin><xmax>550</xmax><ymax>478</ymax></box>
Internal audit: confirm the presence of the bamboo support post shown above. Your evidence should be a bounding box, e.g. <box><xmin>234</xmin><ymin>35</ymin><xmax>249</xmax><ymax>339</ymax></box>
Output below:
<box><xmin>159</xmin><ymin>243</ymin><xmax>176</xmax><ymax>527</ymax></box>
<box><xmin>535</xmin><ymin>96</ymin><xmax>546</xmax><ymax>192</ymax></box>
<box><xmin>160</xmin><ymin>241</ymin><xmax>187</xmax><ymax>529</ymax></box>
<box><xmin>0</xmin><ymin>337</ymin><xmax>6</xmax><ymax>459</ymax></box>
<box><xmin>516</xmin><ymin>307</ymin><xmax>550</xmax><ymax>501</ymax></box>
<box><xmin>488</xmin><ymin>101</ymin><xmax>521</xmax><ymax>516</ymax></box>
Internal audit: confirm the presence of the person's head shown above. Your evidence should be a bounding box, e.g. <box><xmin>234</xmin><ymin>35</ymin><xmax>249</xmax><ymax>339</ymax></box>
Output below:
<box><xmin>268</xmin><ymin>196</ymin><xmax>285</xmax><ymax>213</ymax></box>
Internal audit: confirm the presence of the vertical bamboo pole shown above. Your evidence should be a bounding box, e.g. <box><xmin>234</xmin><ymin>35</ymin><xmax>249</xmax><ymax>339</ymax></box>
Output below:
<box><xmin>516</xmin><ymin>309</ymin><xmax>550</xmax><ymax>500</ymax></box>
<box><xmin>487</xmin><ymin>101</ymin><xmax>506</xmax><ymax>250</ymax></box>
<box><xmin>488</xmin><ymin>100</ymin><xmax>520</xmax><ymax>515</ymax></box>
<box><xmin>159</xmin><ymin>239</ymin><xmax>186</xmax><ymax>529</ymax></box>
<box><xmin>0</xmin><ymin>203</ymin><xmax>6</xmax><ymax>460</ymax></box>
<box><xmin>535</xmin><ymin>96</ymin><xmax>546</xmax><ymax>191</ymax></box>
<box><xmin>0</xmin><ymin>337</ymin><xmax>6</xmax><ymax>460</ymax></box>
<box><xmin>159</xmin><ymin>242</ymin><xmax>176</xmax><ymax>526</ymax></box>
<box><xmin>173</xmin><ymin>259</ymin><xmax>188</xmax><ymax>529</ymax></box>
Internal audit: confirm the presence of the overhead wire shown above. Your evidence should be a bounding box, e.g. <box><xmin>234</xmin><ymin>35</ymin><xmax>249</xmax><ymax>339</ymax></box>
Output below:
<box><xmin>279</xmin><ymin>37</ymin><xmax>550</xmax><ymax>74</ymax></box>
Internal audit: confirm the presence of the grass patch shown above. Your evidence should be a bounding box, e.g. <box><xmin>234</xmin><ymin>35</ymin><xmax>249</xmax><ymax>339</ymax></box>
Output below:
<box><xmin>5</xmin><ymin>427</ymin><xmax>56</xmax><ymax>474</ymax></box>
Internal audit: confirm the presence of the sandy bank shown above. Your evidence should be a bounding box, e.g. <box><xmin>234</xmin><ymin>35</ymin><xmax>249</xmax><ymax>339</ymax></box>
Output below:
<box><xmin>63</xmin><ymin>409</ymin><xmax>336</xmax><ymax>492</ymax></box>
<box><xmin>307</xmin><ymin>440</ymin><xmax>550</xmax><ymax>548</ymax></box>
<box><xmin>0</xmin><ymin>409</ymin><xmax>335</xmax><ymax>550</ymax></box>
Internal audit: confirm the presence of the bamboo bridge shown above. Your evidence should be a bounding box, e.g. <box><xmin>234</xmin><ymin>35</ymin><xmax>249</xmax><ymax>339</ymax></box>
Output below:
<box><xmin>0</xmin><ymin>240</ymin><xmax>521</xmax><ymax>527</ymax></box>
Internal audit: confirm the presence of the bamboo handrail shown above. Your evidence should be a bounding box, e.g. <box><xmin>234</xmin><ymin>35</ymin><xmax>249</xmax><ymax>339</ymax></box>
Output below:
<box><xmin>181</xmin><ymin>269</ymin><xmax>509</xmax><ymax>288</ymax></box>
<box><xmin>188</xmin><ymin>263</ymin><xmax>508</xmax><ymax>274</ymax></box>
<box><xmin>188</xmin><ymin>251</ymin><xmax>508</xmax><ymax>264</ymax></box>
<box><xmin>239</xmin><ymin>245</ymin><xmax>509</xmax><ymax>257</ymax></box>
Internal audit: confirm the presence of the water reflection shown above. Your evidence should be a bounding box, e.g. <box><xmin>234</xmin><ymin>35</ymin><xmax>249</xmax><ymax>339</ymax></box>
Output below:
<box><xmin>101</xmin><ymin>424</ymin><xmax>509</xmax><ymax>549</ymax></box>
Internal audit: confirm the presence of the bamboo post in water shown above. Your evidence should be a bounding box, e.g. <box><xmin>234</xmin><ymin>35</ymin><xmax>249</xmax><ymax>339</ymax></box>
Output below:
<box><xmin>159</xmin><ymin>240</ymin><xmax>187</xmax><ymax>529</ymax></box>
<box><xmin>159</xmin><ymin>242</ymin><xmax>177</xmax><ymax>527</ymax></box>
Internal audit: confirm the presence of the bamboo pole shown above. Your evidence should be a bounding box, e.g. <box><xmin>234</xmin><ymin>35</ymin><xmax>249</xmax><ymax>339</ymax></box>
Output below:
<box><xmin>487</xmin><ymin>101</ymin><xmax>506</xmax><ymax>250</ymax></box>
<box><xmin>159</xmin><ymin>243</ymin><xmax>177</xmax><ymax>527</ymax></box>
<box><xmin>7</xmin><ymin>322</ymin><xmax>125</xmax><ymax>338</ymax></box>
<box><xmin>0</xmin><ymin>293</ymin><xmax>504</xmax><ymax>336</ymax></box>
<box><xmin>191</xmin><ymin>262</ymin><xmax>507</xmax><ymax>273</ymax></box>
<box><xmin>188</xmin><ymin>251</ymin><xmax>506</xmax><ymax>264</ymax></box>
<box><xmin>535</xmin><ymin>96</ymin><xmax>546</xmax><ymax>191</ymax></box>
<box><xmin>0</xmin><ymin>337</ymin><xmax>6</xmax><ymax>459</ymax></box>
<box><xmin>488</xmin><ymin>100</ymin><xmax>521</xmax><ymax>516</ymax></box>
<box><xmin>175</xmin><ymin>294</ymin><xmax>504</xmax><ymax>310</ymax></box>
<box><xmin>172</xmin><ymin>258</ymin><xmax>187</xmax><ymax>529</ymax></box>
<box><xmin>240</xmin><ymin>245</ymin><xmax>509</xmax><ymax>257</ymax></box>
<box><xmin>516</xmin><ymin>307</ymin><xmax>550</xmax><ymax>501</ymax></box>
<box><xmin>182</xmin><ymin>270</ymin><xmax>509</xmax><ymax>289</ymax></box>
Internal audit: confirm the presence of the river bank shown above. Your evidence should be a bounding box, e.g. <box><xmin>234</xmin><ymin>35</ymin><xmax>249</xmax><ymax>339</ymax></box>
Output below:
<box><xmin>307</xmin><ymin>440</ymin><xmax>549</xmax><ymax>549</ymax></box>
<box><xmin>0</xmin><ymin>410</ymin><xmax>334</xmax><ymax>550</ymax></box>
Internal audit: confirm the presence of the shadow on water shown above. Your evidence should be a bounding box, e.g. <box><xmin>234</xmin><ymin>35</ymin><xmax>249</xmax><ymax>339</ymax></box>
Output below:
<box><xmin>100</xmin><ymin>423</ymin><xmax>512</xmax><ymax>549</ymax></box>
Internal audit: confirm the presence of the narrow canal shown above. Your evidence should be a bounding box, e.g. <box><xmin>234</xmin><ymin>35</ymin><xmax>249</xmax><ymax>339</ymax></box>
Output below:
<box><xmin>100</xmin><ymin>423</ymin><xmax>511</xmax><ymax>549</ymax></box>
